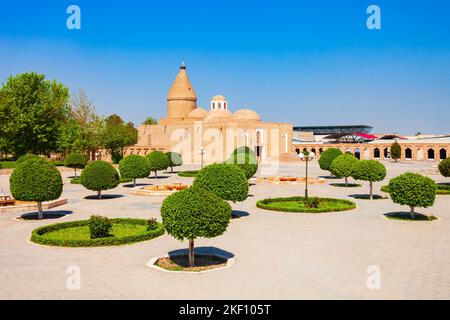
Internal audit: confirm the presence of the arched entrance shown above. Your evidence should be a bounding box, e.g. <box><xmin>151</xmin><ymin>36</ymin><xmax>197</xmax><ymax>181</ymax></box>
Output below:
<box><xmin>354</xmin><ymin>148</ymin><xmax>361</xmax><ymax>160</ymax></box>
<box><xmin>428</xmin><ymin>149</ymin><xmax>435</xmax><ymax>161</ymax></box>
<box><xmin>440</xmin><ymin>148</ymin><xmax>447</xmax><ymax>160</ymax></box>
<box><xmin>384</xmin><ymin>148</ymin><xmax>389</xmax><ymax>159</ymax></box>
<box><xmin>374</xmin><ymin>148</ymin><xmax>380</xmax><ymax>159</ymax></box>
<box><xmin>311</xmin><ymin>148</ymin><xmax>316</xmax><ymax>155</ymax></box>
<box><xmin>319</xmin><ymin>148</ymin><xmax>323</xmax><ymax>154</ymax></box>
<box><xmin>405</xmin><ymin>148</ymin><xmax>412</xmax><ymax>160</ymax></box>
<box><xmin>295</xmin><ymin>148</ymin><xmax>300</xmax><ymax>155</ymax></box>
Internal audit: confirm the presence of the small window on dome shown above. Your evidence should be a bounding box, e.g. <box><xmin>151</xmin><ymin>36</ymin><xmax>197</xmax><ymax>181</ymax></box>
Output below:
<box><xmin>224</xmin><ymin>102</ymin><xmax>227</xmax><ymax>109</ymax></box>
<box><xmin>212</xmin><ymin>103</ymin><xmax>215</xmax><ymax>109</ymax></box>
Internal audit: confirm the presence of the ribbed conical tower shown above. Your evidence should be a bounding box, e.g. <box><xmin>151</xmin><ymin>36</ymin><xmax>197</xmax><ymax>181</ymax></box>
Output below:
<box><xmin>167</xmin><ymin>63</ymin><xmax>197</xmax><ymax>119</ymax></box>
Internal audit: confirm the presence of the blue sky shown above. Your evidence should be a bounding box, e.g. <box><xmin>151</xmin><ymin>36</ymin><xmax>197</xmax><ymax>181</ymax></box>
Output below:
<box><xmin>1</xmin><ymin>0</ymin><xmax>449</xmax><ymax>134</ymax></box>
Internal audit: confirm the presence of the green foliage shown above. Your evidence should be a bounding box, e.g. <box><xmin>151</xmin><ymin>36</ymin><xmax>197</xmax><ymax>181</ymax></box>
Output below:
<box><xmin>143</xmin><ymin>117</ymin><xmax>158</xmax><ymax>125</ymax></box>
<box><xmin>71</xmin><ymin>176</ymin><xmax>131</xmax><ymax>185</ymax></box>
<box><xmin>146</xmin><ymin>151</ymin><xmax>169</xmax><ymax>176</ymax></box>
<box><xmin>10</xmin><ymin>158</ymin><xmax>63</xmax><ymax>202</ymax></box>
<box><xmin>318</xmin><ymin>148</ymin><xmax>343</xmax><ymax>173</ymax></box>
<box><xmin>226</xmin><ymin>146</ymin><xmax>258</xmax><ymax>179</ymax></box>
<box><xmin>119</xmin><ymin>155</ymin><xmax>150</xmax><ymax>182</ymax></box>
<box><xmin>390</xmin><ymin>142</ymin><xmax>401</xmax><ymax>161</ymax></box>
<box><xmin>89</xmin><ymin>215</ymin><xmax>112</xmax><ymax>239</ymax></box>
<box><xmin>30</xmin><ymin>218</ymin><xmax>165</xmax><ymax>247</ymax></box>
<box><xmin>256</xmin><ymin>197</ymin><xmax>356</xmax><ymax>213</ymax></box>
<box><xmin>193</xmin><ymin>163</ymin><xmax>249</xmax><ymax>202</ymax></box>
<box><xmin>147</xmin><ymin>218</ymin><xmax>158</xmax><ymax>231</ymax></box>
<box><xmin>16</xmin><ymin>154</ymin><xmax>44</xmax><ymax>165</ymax></box>
<box><xmin>178</xmin><ymin>170</ymin><xmax>199</xmax><ymax>177</ymax></box>
<box><xmin>165</xmin><ymin>152</ymin><xmax>183</xmax><ymax>171</ymax></box>
<box><xmin>438</xmin><ymin>158</ymin><xmax>450</xmax><ymax>177</ymax></box>
<box><xmin>0</xmin><ymin>72</ymin><xmax>70</xmax><ymax>156</ymax></box>
<box><xmin>352</xmin><ymin>160</ymin><xmax>386</xmax><ymax>182</ymax></box>
<box><xmin>388</xmin><ymin>173</ymin><xmax>436</xmax><ymax>209</ymax></box>
<box><xmin>64</xmin><ymin>152</ymin><xmax>87</xmax><ymax>169</ymax></box>
<box><xmin>161</xmin><ymin>187</ymin><xmax>232</xmax><ymax>241</ymax></box>
<box><xmin>330</xmin><ymin>153</ymin><xmax>359</xmax><ymax>179</ymax></box>
<box><xmin>80</xmin><ymin>160</ymin><xmax>119</xmax><ymax>194</ymax></box>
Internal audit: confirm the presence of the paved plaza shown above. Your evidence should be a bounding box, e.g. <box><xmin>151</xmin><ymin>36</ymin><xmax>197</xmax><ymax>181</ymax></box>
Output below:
<box><xmin>0</xmin><ymin>161</ymin><xmax>449</xmax><ymax>300</ymax></box>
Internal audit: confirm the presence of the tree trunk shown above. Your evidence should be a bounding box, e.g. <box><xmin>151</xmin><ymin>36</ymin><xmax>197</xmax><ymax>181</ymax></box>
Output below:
<box><xmin>133</xmin><ymin>178</ymin><xmax>136</xmax><ymax>187</ymax></box>
<box><xmin>410</xmin><ymin>207</ymin><xmax>415</xmax><ymax>219</ymax></box>
<box><xmin>369</xmin><ymin>181</ymin><xmax>373</xmax><ymax>200</ymax></box>
<box><xmin>188</xmin><ymin>239</ymin><xmax>195</xmax><ymax>267</ymax></box>
<box><xmin>74</xmin><ymin>168</ymin><xmax>77</xmax><ymax>179</ymax></box>
<box><xmin>345</xmin><ymin>177</ymin><xmax>348</xmax><ymax>187</ymax></box>
<box><xmin>155</xmin><ymin>171</ymin><xmax>158</xmax><ymax>178</ymax></box>
<box><xmin>171</xmin><ymin>166</ymin><xmax>173</xmax><ymax>173</ymax></box>
<box><xmin>37</xmin><ymin>202</ymin><xmax>43</xmax><ymax>220</ymax></box>
<box><xmin>98</xmin><ymin>190</ymin><xmax>102</xmax><ymax>200</ymax></box>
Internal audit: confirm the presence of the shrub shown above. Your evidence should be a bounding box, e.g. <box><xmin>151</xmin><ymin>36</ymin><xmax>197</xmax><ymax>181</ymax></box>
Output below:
<box><xmin>330</xmin><ymin>153</ymin><xmax>359</xmax><ymax>186</ymax></box>
<box><xmin>64</xmin><ymin>152</ymin><xmax>88</xmax><ymax>178</ymax></box>
<box><xmin>119</xmin><ymin>155</ymin><xmax>150</xmax><ymax>187</ymax></box>
<box><xmin>438</xmin><ymin>158</ymin><xmax>450</xmax><ymax>177</ymax></box>
<box><xmin>193</xmin><ymin>163</ymin><xmax>248</xmax><ymax>202</ymax></box>
<box><xmin>390</xmin><ymin>142</ymin><xmax>401</xmax><ymax>162</ymax></box>
<box><xmin>389</xmin><ymin>173</ymin><xmax>436</xmax><ymax>219</ymax></box>
<box><xmin>161</xmin><ymin>187</ymin><xmax>232</xmax><ymax>266</ymax></box>
<box><xmin>10</xmin><ymin>158</ymin><xmax>63</xmax><ymax>220</ymax></box>
<box><xmin>146</xmin><ymin>151</ymin><xmax>169</xmax><ymax>178</ymax></box>
<box><xmin>318</xmin><ymin>148</ymin><xmax>343</xmax><ymax>175</ymax></box>
<box><xmin>178</xmin><ymin>170</ymin><xmax>199</xmax><ymax>177</ymax></box>
<box><xmin>352</xmin><ymin>160</ymin><xmax>386</xmax><ymax>200</ymax></box>
<box><xmin>165</xmin><ymin>152</ymin><xmax>183</xmax><ymax>173</ymax></box>
<box><xmin>80</xmin><ymin>160</ymin><xmax>120</xmax><ymax>199</ymax></box>
<box><xmin>147</xmin><ymin>218</ymin><xmax>158</xmax><ymax>231</ymax></box>
<box><xmin>226</xmin><ymin>146</ymin><xmax>258</xmax><ymax>179</ymax></box>
<box><xmin>16</xmin><ymin>154</ymin><xmax>44</xmax><ymax>165</ymax></box>
<box><xmin>89</xmin><ymin>215</ymin><xmax>112</xmax><ymax>239</ymax></box>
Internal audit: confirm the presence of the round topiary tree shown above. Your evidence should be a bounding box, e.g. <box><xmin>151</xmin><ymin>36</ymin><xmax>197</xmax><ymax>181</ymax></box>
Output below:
<box><xmin>161</xmin><ymin>187</ymin><xmax>232</xmax><ymax>267</ymax></box>
<box><xmin>16</xmin><ymin>154</ymin><xmax>44</xmax><ymax>165</ymax></box>
<box><xmin>146</xmin><ymin>151</ymin><xmax>169</xmax><ymax>178</ymax></box>
<box><xmin>330</xmin><ymin>153</ymin><xmax>359</xmax><ymax>186</ymax></box>
<box><xmin>64</xmin><ymin>152</ymin><xmax>88</xmax><ymax>178</ymax></box>
<box><xmin>226</xmin><ymin>146</ymin><xmax>258</xmax><ymax>179</ymax></box>
<box><xmin>318</xmin><ymin>148</ymin><xmax>343</xmax><ymax>176</ymax></box>
<box><xmin>80</xmin><ymin>160</ymin><xmax>120</xmax><ymax>199</ymax></box>
<box><xmin>119</xmin><ymin>155</ymin><xmax>150</xmax><ymax>187</ymax></box>
<box><xmin>389</xmin><ymin>173</ymin><xmax>436</xmax><ymax>219</ymax></box>
<box><xmin>193</xmin><ymin>163</ymin><xmax>248</xmax><ymax>203</ymax></box>
<box><xmin>438</xmin><ymin>158</ymin><xmax>450</xmax><ymax>178</ymax></box>
<box><xmin>390</xmin><ymin>142</ymin><xmax>401</xmax><ymax>162</ymax></box>
<box><xmin>10</xmin><ymin>158</ymin><xmax>63</xmax><ymax>220</ymax></box>
<box><xmin>165</xmin><ymin>152</ymin><xmax>183</xmax><ymax>173</ymax></box>
<box><xmin>352</xmin><ymin>160</ymin><xmax>387</xmax><ymax>200</ymax></box>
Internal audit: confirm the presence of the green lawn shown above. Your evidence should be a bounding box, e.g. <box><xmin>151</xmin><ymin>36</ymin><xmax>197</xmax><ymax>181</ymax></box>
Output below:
<box><xmin>257</xmin><ymin>196</ymin><xmax>356</xmax><ymax>213</ymax></box>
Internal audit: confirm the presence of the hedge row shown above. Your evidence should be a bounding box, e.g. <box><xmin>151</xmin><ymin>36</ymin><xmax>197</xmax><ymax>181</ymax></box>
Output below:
<box><xmin>256</xmin><ymin>196</ymin><xmax>356</xmax><ymax>213</ymax></box>
<box><xmin>178</xmin><ymin>171</ymin><xmax>200</xmax><ymax>177</ymax></box>
<box><xmin>31</xmin><ymin>218</ymin><xmax>165</xmax><ymax>247</ymax></box>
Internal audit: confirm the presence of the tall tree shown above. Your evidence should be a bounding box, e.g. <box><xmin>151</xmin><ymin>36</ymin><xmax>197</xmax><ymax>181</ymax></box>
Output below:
<box><xmin>0</xmin><ymin>73</ymin><xmax>70</xmax><ymax>156</ymax></box>
<box><xmin>143</xmin><ymin>116</ymin><xmax>158</xmax><ymax>125</ymax></box>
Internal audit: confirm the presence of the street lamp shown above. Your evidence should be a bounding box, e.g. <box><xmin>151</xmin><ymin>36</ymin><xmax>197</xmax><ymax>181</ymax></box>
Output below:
<box><xmin>298</xmin><ymin>151</ymin><xmax>316</xmax><ymax>200</ymax></box>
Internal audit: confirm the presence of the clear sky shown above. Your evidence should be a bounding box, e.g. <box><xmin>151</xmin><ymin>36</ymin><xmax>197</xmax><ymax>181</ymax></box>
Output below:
<box><xmin>1</xmin><ymin>0</ymin><xmax>449</xmax><ymax>134</ymax></box>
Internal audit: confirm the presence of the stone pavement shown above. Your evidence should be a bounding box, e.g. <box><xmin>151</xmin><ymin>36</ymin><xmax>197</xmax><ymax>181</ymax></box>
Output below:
<box><xmin>0</xmin><ymin>161</ymin><xmax>449</xmax><ymax>299</ymax></box>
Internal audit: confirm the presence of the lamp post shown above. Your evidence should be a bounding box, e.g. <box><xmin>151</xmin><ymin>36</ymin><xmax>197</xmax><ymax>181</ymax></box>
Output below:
<box><xmin>298</xmin><ymin>151</ymin><xmax>316</xmax><ymax>200</ymax></box>
<box><xmin>198</xmin><ymin>147</ymin><xmax>206</xmax><ymax>169</ymax></box>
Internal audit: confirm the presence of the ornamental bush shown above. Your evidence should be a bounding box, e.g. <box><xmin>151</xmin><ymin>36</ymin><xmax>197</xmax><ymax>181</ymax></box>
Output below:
<box><xmin>64</xmin><ymin>152</ymin><xmax>88</xmax><ymax>178</ymax></box>
<box><xmin>146</xmin><ymin>151</ymin><xmax>169</xmax><ymax>178</ymax></box>
<box><xmin>388</xmin><ymin>173</ymin><xmax>436</xmax><ymax>219</ymax></box>
<box><xmin>119</xmin><ymin>155</ymin><xmax>150</xmax><ymax>187</ymax></box>
<box><xmin>226</xmin><ymin>146</ymin><xmax>258</xmax><ymax>179</ymax></box>
<box><xmin>318</xmin><ymin>148</ymin><xmax>343</xmax><ymax>175</ymax></box>
<box><xmin>330</xmin><ymin>153</ymin><xmax>359</xmax><ymax>186</ymax></box>
<box><xmin>10</xmin><ymin>158</ymin><xmax>63</xmax><ymax>220</ymax></box>
<box><xmin>352</xmin><ymin>160</ymin><xmax>386</xmax><ymax>200</ymax></box>
<box><xmin>88</xmin><ymin>215</ymin><xmax>112</xmax><ymax>239</ymax></box>
<box><xmin>438</xmin><ymin>158</ymin><xmax>450</xmax><ymax>177</ymax></box>
<box><xmin>16</xmin><ymin>154</ymin><xmax>45</xmax><ymax>165</ymax></box>
<box><xmin>193</xmin><ymin>163</ymin><xmax>248</xmax><ymax>202</ymax></box>
<box><xmin>165</xmin><ymin>152</ymin><xmax>183</xmax><ymax>173</ymax></box>
<box><xmin>390</xmin><ymin>142</ymin><xmax>401</xmax><ymax>162</ymax></box>
<box><xmin>80</xmin><ymin>160</ymin><xmax>120</xmax><ymax>199</ymax></box>
<box><xmin>161</xmin><ymin>187</ymin><xmax>231</xmax><ymax>266</ymax></box>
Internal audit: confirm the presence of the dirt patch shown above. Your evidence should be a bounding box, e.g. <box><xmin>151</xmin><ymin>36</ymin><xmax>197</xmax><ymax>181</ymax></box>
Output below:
<box><xmin>156</xmin><ymin>254</ymin><xmax>227</xmax><ymax>272</ymax></box>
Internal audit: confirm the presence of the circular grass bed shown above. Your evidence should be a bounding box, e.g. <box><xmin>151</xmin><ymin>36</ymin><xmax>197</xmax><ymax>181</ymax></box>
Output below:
<box><xmin>381</xmin><ymin>184</ymin><xmax>450</xmax><ymax>195</ymax></box>
<box><xmin>155</xmin><ymin>254</ymin><xmax>228</xmax><ymax>272</ymax></box>
<box><xmin>256</xmin><ymin>196</ymin><xmax>356</xmax><ymax>213</ymax></box>
<box><xmin>330</xmin><ymin>183</ymin><xmax>362</xmax><ymax>188</ymax></box>
<box><xmin>348</xmin><ymin>194</ymin><xmax>388</xmax><ymax>200</ymax></box>
<box><xmin>71</xmin><ymin>177</ymin><xmax>132</xmax><ymax>185</ymax></box>
<box><xmin>31</xmin><ymin>218</ymin><xmax>165</xmax><ymax>247</ymax></box>
<box><xmin>178</xmin><ymin>170</ymin><xmax>199</xmax><ymax>178</ymax></box>
<box><xmin>384</xmin><ymin>212</ymin><xmax>438</xmax><ymax>222</ymax></box>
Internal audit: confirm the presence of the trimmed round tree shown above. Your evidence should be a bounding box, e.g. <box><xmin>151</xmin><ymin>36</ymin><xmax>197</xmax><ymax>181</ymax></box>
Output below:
<box><xmin>161</xmin><ymin>187</ymin><xmax>232</xmax><ymax>267</ymax></box>
<box><xmin>80</xmin><ymin>160</ymin><xmax>120</xmax><ymax>199</ymax></box>
<box><xmin>390</xmin><ymin>142</ymin><xmax>401</xmax><ymax>162</ymax></box>
<box><xmin>226</xmin><ymin>146</ymin><xmax>258</xmax><ymax>179</ymax></box>
<box><xmin>146</xmin><ymin>151</ymin><xmax>169</xmax><ymax>178</ymax></box>
<box><xmin>10</xmin><ymin>158</ymin><xmax>63</xmax><ymax>220</ymax></box>
<box><xmin>318</xmin><ymin>148</ymin><xmax>343</xmax><ymax>176</ymax></box>
<box><xmin>119</xmin><ymin>155</ymin><xmax>150</xmax><ymax>187</ymax></box>
<box><xmin>389</xmin><ymin>173</ymin><xmax>436</xmax><ymax>219</ymax></box>
<box><xmin>16</xmin><ymin>154</ymin><xmax>44</xmax><ymax>165</ymax></box>
<box><xmin>352</xmin><ymin>160</ymin><xmax>387</xmax><ymax>200</ymax></box>
<box><xmin>165</xmin><ymin>152</ymin><xmax>182</xmax><ymax>173</ymax></box>
<box><xmin>64</xmin><ymin>152</ymin><xmax>88</xmax><ymax>178</ymax></box>
<box><xmin>193</xmin><ymin>163</ymin><xmax>248</xmax><ymax>203</ymax></box>
<box><xmin>330</xmin><ymin>153</ymin><xmax>359</xmax><ymax>186</ymax></box>
<box><xmin>438</xmin><ymin>158</ymin><xmax>450</xmax><ymax>178</ymax></box>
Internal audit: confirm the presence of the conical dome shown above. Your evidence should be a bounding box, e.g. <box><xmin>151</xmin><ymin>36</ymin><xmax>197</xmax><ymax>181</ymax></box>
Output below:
<box><xmin>167</xmin><ymin>64</ymin><xmax>197</xmax><ymax>118</ymax></box>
